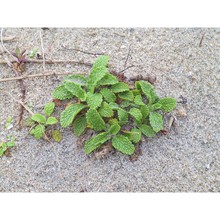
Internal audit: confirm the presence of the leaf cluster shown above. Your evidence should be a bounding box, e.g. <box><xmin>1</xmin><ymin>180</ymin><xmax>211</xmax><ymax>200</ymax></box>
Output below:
<box><xmin>46</xmin><ymin>55</ymin><xmax>177</xmax><ymax>156</ymax></box>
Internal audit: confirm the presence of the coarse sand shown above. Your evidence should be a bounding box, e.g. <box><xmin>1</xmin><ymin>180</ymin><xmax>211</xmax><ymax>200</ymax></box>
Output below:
<box><xmin>0</xmin><ymin>28</ymin><xmax>219</xmax><ymax>192</ymax></box>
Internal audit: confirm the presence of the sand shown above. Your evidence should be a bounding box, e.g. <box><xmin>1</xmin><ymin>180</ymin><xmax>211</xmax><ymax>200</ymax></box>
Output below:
<box><xmin>0</xmin><ymin>28</ymin><xmax>219</xmax><ymax>192</ymax></box>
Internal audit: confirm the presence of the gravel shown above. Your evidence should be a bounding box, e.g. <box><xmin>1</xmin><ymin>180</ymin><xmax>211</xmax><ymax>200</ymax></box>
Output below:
<box><xmin>0</xmin><ymin>28</ymin><xmax>219</xmax><ymax>192</ymax></box>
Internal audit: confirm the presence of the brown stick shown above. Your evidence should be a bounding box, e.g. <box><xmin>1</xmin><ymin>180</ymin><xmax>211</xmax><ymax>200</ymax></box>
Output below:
<box><xmin>199</xmin><ymin>32</ymin><xmax>206</xmax><ymax>47</ymax></box>
<box><xmin>0</xmin><ymin>58</ymin><xmax>93</xmax><ymax>66</ymax></box>
<box><xmin>0</xmin><ymin>71</ymin><xmax>87</xmax><ymax>82</ymax></box>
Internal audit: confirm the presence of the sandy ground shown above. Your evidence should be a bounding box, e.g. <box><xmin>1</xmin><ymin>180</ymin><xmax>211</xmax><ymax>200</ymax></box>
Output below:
<box><xmin>0</xmin><ymin>28</ymin><xmax>219</xmax><ymax>192</ymax></box>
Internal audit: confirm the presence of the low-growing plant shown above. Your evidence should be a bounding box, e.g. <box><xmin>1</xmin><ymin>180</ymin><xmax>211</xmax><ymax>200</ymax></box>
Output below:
<box><xmin>0</xmin><ymin>136</ymin><xmax>15</xmax><ymax>157</ymax></box>
<box><xmin>30</xmin><ymin>55</ymin><xmax>176</xmax><ymax>157</ymax></box>
<box><xmin>29</xmin><ymin>102</ymin><xmax>62</xmax><ymax>142</ymax></box>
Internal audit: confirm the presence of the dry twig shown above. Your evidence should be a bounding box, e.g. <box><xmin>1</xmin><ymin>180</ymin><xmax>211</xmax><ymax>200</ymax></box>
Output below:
<box><xmin>0</xmin><ymin>71</ymin><xmax>87</xmax><ymax>82</ymax></box>
<box><xmin>39</xmin><ymin>30</ymin><xmax>46</xmax><ymax>71</ymax></box>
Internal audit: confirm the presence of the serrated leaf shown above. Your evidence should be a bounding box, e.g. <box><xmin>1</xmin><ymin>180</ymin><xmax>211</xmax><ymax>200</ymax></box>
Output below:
<box><xmin>31</xmin><ymin>114</ymin><xmax>46</xmax><ymax>124</ymax></box>
<box><xmin>84</xmin><ymin>132</ymin><xmax>110</xmax><ymax>154</ymax></box>
<box><xmin>123</xmin><ymin>128</ymin><xmax>142</xmax><ymax>144</ymax></box>
<box><xmin>46</xmin><ymin>117</ymin><xmax>58</xmax><ymax>125</ymax></box>
<box><xmin>73</xmin><ymin>116</ymin><xmax>87</xmax><ymax>136</ymax></box>
<box><xmin>91</xmin><ymin>55</ymin><xmax>109</xmax><ymax>70</ymax></box>
<box><xmin>132</xmin><ymin>89</ymin><xmax>141</xmax><ymax>96</ymax></box>
<box><xmin>31</xmin><ymin>124</ymin><xmax>45</xmax><ymax>140</ymax></box>
<box><xmin>118</xmin><ymin>91</ymin><xmax>134</xmax><ymax>101</ymax></box>
<box><xmin>86</xmin><ymin>92</ymin><xmax>103</xmax><ymax>109</ymax></box>
<box><xmin>64</xmin><ymin>82</ymin><xmax>86</xmax><ymax>101</ymax></box>
<box><xmin>108</xmin><ymin>102</ymin><xmax>119</xmax><ymax>110</ymax></box>
<box><xmin>140</xmin><ymin>105</ymin><xmax>150</xmax><ymax>120</ymax></box>
<box><xmin>129</xmin><ymin>108</ymin><xmax>142</xmax><ymax>123</ymax></box>
<box><xmin>100</xmin><ymin>88</ymin><xmax>116</xmax><ymax>103</ymax></box>
<box><xmin>111</xmin><ymin>82</ymin><xmax>130</xmax><ymax>93</ymax></box>
<box><xmin>157</xmin><ymin>97</ymin><xmax>177</xmax><ymax>112</ymax></box>
<box><xmin>139</xmin><ymin>124</ymin><xmax>156</xmax><ymax>137</ymax></box>
<box><xmin>149</xmin><ymin>112</ymin><xmax>163</xmax><ymax>132</ymax></box>
<box><xmin>52</xmin><ymin>85</ymin><xmax>73</xmax><ymax>100</ymax></box>
<box><xmin>134</xmin><ymin>94</ymin><xmax>145</xmax><ymax>106</ymax></box>
<box><xmin>112</xmin><ymin>135</ymin><xmax>135</xmax><ymax>155</ymax></box>
<box><xmin>98</xmin><ymin>73</ymin><xmax>119</xmax><ymax>85</ymax></box>
<box><xmin>99</xmin><ymin>102</ymin><xmax>114</xmax><ymax>117</ymax></box>
<box><xmin>86</xmin><ymin>109</ymin><xmax>106</xmax><ymax>131</ymax></box>
<box><xmin>60</xmin><ymin>104</ymin><xmax>86</xmax><ymax>128</ymax></box>
<box><xmin>117</xmin><ymin>108</ymin><xmax>128</xmax><ymax>125</ymax></box>
<box><xmin>44</xmin><ymin>102</ymin><xmax>55</xmax><ymax>116</ymax></box>
<box><xmin>108</xmin><ymin>123</ymin><xmax>121</xmax><ymax>135</ymax></box>
<box><xmin>120</xmin><ymin>100</ymin><xmax>131</xmax><ymax>108</ymax></box>
<box><xmin>24</xmin><ymin>117</ymin><xmax>36</xmax><ymax>127</ymax></box>
<box><xmin>135</xmin><ymin>81</ymin><xmax>158</xmax><ymax>104</ymax></box>
<box><xmin>52</xmin><ymin>130</ymin><xmax>62</xmax><ymax>142</ymax></box>
<box><xmin>150</xmin><ymin>103</ymin><xmax>162</xmax><ymax>111</ymax></box>
<box><xmin>108</xmin><ymin>118</ymin><xmax>119</xmax><ymax>125</ymax></box>
<box><xmin>64</xmin><ymin>74</ymin><xmax>87</xmax><ymax>86</ymax></box>
<box><xmin>87</xmin><ymin>66</ymin><xmax>107</xmax><ymax>93</ymax></box>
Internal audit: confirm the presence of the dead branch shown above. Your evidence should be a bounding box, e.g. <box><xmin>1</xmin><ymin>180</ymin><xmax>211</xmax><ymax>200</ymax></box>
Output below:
<box><xmin>61</xmin><ymin>44</ymin><xmax>105</xmax><ymax>56</ymax></box>
<box><xmin>0</xmin><ymin>58</ymin><xmax>93</xmax><ymax>66</ymax></box>
<box><xmin>39</xmin><ymin>30</ymin><xmax>46</xmax><ymax>71</ymax></box>
<box><xmin>0</xmin><ymin>71</ymin><xmax>87</xmax><ymax>82</ymax></box>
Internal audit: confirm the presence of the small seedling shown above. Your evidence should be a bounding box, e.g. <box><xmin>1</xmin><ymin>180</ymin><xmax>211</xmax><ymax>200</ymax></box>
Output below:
<box><xmin>29</xmin><ymin>102</ymin><xmax>62</xmax><ymax>142</ymax></box>
<box><xmin>0</xmin><ymin>136</ymin><xmax>15</xmax><ymax>157</ymax></box>
<box><xmin>29</xmin><ymin>48</ymin><xmax>38</xmax><ymax>59</ymax></box>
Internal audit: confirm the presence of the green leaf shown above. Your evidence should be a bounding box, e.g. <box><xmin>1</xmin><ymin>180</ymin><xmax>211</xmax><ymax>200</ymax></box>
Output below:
<box><xmin>98</xmin><ymin>73</ymin><xmax>119</xmax><ymax>85</ymax></box>
<box><xmin>129</xmin><ymin>108</ymin><xmax>142</xmax><ymax>123</ymax></box>
<box><xmin>31</xmin><ymin>114</ymin><xmax>46</xmax><ymax>124</ymax></box>
<box><xmin>134</xmin><ymin>94</ymin><xmax>145</xmax><ymax>106</ymax></box>
<box><xmin>87</xmin><ymin>67</ymin><xmax>107</xmax><ymax>93</ymax></box>
<box><xmin>108</xmin><ymin>102</ymin><xmax>119</xmax><ymax>110</ymax></box>
<box><xmin>139</xmin><ymin>124</ymin><xmax>156</xmax><ymax>137</ymax></box>
<box><xmin>60</xmin><ymin>104</ymin><xmax>86</xmax><ymax>128</ymax></box>
<box><xmin>64</xmin><ymin>82</ymin><xmax>86</xmax><ymax>101</ymax></box>
<box><xmin>112</xmin><ymin>135</ymin><xmax>135</xmax><ymax>155</ymax></box>
<box><xmin>140</xmin><ymin>105</ymin><xmax>150</xmax><ymax>120</ymax></box>
<box><xmin>64</xmin><ymin>74</ymin><xmax>87</xmax><ymax>86</ymax></box>
<box><xmin>44</xmin><ymin>102</ymin><xmax>55</xmax><ymax>116</ymax></box>
<box><xmin>52</xmin><ymin>85</ymin><xmax>73</xmax><ymax>100</ymax></box>
<box><xmin>99</xmin><ymin>102</ymin><xmax>114</xmax><ymax>117</ymax></box>
<box><xmin>132</xmin><ymin>89</ymin><xmax>141</xmax><ymax>96</ymax></box>
<box><xmin>157</xmin><ymin>97</ymin><xmax>177</xmax><ymax>112</ymax></box>
<box><xmin>111</xmin><ymin>82</ymin><xmax>129</xmax><ymax>93</ymax></box>
<box><xmin>108</xmin><ymin>118</ymin><xmax>119</xmax><ymax>125</ymax></box>
<box><xmin>149</xmin><ymin>112</ymin><xmax>163</xmax><ymax>132</ymax></box>
<box><xmin>135</xmin><ymin>81</ymin><xmax>158</xmax><ymax>104</ymax></box>
<box><xmin>118</xmin><ymin>91</ymin><xmax>134</xmax><ymax>101</ymax></box>
<box><xmin>117</xmin><ymin>108</ymin><xmax>128</xmax><ymax>125</ymax></box>
<box><xmin>0</xmin><ymin>142</ymin><xmax>7</xmax><ymax>156</ymax></box>
<box><xmin>31</xmin><ymin>124</ymin><xmax>45</xmax><ymax>140</ymax></box>
<box><xmin>29</xmin><ymin>48</ymin><xmax>38</xmax><ymax>58</ymax></box>
<box><xmin>91</xmin><ymin>55</ymin><xmax>109</xmax><ymax>70</ymax></box>
<box><xmin>84</xmin><ymin>132</ymin><xmax>110</xmax><ymax>154</ymax></box>
<box><xmin>108</xmin><ymin>123</ymin><xmax>121</xmax><ymax>135</ymax></box>
<box><xmin>6</xmin><ymin>141</ymin><xmax>15</xmax><ymax>147</ymax></box>
<box><xmin>86</xmin><ymin>109</ymin><xmax>106</xmax><ymax>131</ymax></box>
<box><xmin>120</xmin><ymin>100</ymin><xmax>131</xmax><ymax>108</ymax></box>
<box><xmin>86</xmin><ymin>92</ymin><xmax>103</xmax><ymax>109</ymax></box>
<box><xmin>150</xmin><ymin>103</ymin><xmax>162</xmax><ymax>111</ymax></box>
<box><xmin>73</xmin><ymin>116</ymin><xmax>87</xmax><ymax>136</ymax></box>
<box><xmin>46</xmin><ymin>117</ymin><xmax>58</xmax><ymax>125</ymax></box>
<box><xmin>123</xmin><ymin>128</ymin><xmax>142</xmax><ymax>144</ymax></box>
<box><xmin>100</xmin><ymin>88</ymin><xmax>116</xmax><ymax>103</ymax></box>
<box><xmin>52</xmin><ymin>130</ymin><xmax>62</xmax><ymax>142</ymax></box>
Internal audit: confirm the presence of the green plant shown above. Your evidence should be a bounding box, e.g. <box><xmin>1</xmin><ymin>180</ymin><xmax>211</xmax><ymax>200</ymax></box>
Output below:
<box><xmin>29</xmin><ymin>102</ymin><xmax>61</xmax><ymax>142</ymax></box>
<box><xmin>0</xmin><ymin>137</ymin><xmax>15</xmax><ymax>157</ymax></box>
<box><xmin>48</xmin><ymin>55</ymin><xmax>176</xmax><ymax>156</ymax></box>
